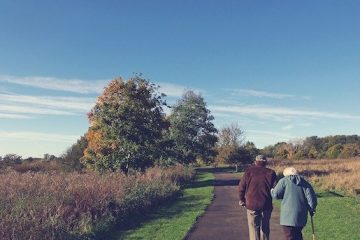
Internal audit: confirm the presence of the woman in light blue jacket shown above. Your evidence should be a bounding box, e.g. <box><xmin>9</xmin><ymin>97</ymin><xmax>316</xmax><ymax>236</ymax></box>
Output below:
<box><xmin>271</xmin><ymin>167</ymin><xmax>317</xmax><ymax>240</ymax></box>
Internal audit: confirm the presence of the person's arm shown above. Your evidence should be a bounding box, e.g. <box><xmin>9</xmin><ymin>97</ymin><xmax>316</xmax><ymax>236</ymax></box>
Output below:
<box><xmin>304</xmin><ymin>182</ymin><xmax>317</xmax><ymax>215</ymax></box>
<box><xmin>271</xmin><ymin>178</ymin><xmax>285</xmax><ymax>199</ymax></box>
<box><xmin>271</xmin><ymin>171</ymin><xmax>278</xmax><ymax>188</ymax></box>
<box><xmin>239</xmin><ymin>172</ymin><xmax>247</xmax><ymax>206</ymax></box>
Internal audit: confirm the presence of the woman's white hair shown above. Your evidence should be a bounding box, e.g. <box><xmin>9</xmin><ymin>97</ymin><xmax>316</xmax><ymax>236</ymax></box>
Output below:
<box><xmin>283</xmin><ymin>167</ymin><xmax>298</xmax><ymax>177</ymax></box>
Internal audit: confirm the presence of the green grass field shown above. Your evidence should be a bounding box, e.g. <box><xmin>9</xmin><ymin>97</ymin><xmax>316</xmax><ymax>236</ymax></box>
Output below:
<box><xmin>274</xmin><ymin>191</ymin><xmax>360</xmax><ymax>240</ymax></box>
<box><xmin>110</xmin><ymin>171</ymin><xmax>214</xmax><ymax>240</ymax></box>
<box><xmin>303</xmin><ymin>191</ymin><xmax>360</xmax><ymax>240</ymax></box>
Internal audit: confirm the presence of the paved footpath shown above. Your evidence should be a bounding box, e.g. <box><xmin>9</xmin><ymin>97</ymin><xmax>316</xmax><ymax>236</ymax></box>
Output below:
<box><xmin>186</xmin><ymin>171</ymin><xmax>284</xmax><ymax>240</ymax></box>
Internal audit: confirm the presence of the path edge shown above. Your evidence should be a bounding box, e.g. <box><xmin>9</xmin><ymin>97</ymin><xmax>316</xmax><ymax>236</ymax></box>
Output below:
<box><xmin>183</xmin><ymin>172</ymin><xmax>216</xmax><ymax>240</ymax></box>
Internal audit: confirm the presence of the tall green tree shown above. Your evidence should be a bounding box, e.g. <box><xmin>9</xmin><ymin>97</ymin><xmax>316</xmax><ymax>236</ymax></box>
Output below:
<box><xmin>82</xmin><ymin>76</ymin><xmax>169</xmax><ymax>173</ymax></box>
<box><xmin>243</xmin><ymin>141</ymin><xmax>260</xmax><ymax>161</ymax></box>
<box><xmin>168</xmin><ymin>90</ymin><xmax>218</xmax><ymax>164</ymax></box>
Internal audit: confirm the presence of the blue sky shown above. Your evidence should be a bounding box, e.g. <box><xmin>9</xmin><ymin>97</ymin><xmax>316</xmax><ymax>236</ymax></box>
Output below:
<box><xmin>1</xmin><ymin>0</ymin><xmax>360</xmax><ymax>157</ymax></box>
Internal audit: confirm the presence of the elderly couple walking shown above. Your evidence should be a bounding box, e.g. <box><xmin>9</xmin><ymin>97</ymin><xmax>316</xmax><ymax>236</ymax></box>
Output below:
<box><xmin>239</xmin><ymin>155</ymin><xmax>317</xmax><ymax>240</ymax></box>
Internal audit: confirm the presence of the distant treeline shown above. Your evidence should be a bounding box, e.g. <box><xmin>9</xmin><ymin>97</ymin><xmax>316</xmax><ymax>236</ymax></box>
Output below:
<box><xmin>262</xmin><ymin>135</ymin><xmax>360</xmax><ymax>160</ymax></box>
<box><xmin>2</xmin><ymin>133</ymin><xmax>360</xmax><ymax>173</ymax></box>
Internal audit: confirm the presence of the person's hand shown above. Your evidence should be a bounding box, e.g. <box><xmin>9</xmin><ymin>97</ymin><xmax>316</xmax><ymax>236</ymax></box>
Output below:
<box><xmin>239</xmin><ymin>201</ymin><xmax>245</xmax><ymax>207</ymax></box>
<box><xmin>309</xmin><ymin>210</ymin><xmax>315</xmax><ymax>216</ymax></box>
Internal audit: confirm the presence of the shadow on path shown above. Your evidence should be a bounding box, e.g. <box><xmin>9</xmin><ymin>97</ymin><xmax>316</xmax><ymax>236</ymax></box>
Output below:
<box><xmin>196</xmin><ymin>166</ymin><xmax>246</xmax><ymax>173</ymax></box>
<box><xmin>187</xmin><ymin>178</ymin><xmax>239</xmax><ymax>189</ymax></box>
<box><xmin>214</xmin><ymin>179</ymin><xmax>239</xmax><ymax>186</ymax></box>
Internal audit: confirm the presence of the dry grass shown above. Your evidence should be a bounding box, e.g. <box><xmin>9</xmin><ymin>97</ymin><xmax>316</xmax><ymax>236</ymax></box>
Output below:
<box><xmin>269</xmin><ymin>158</ymin><xmax>360</xmax><ymax>196</ymax></box>
<box><xmin>0</xmin><ymin>165</ymin><xmax>194</xmax><ymax>240</ymax></box>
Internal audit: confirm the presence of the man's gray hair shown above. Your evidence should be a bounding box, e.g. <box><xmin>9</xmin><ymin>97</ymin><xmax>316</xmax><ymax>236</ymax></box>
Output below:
<box><xmin>255</xmin><ymin>154</ymin><xmax>267</xmax><ymax>162</ymax></box>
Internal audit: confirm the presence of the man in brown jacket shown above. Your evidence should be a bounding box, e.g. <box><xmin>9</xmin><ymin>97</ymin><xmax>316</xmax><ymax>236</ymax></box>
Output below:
<box><xmin>239</xmin><ymin>155</ymin><xmax>277</xmax><ymax>240</ymax></box>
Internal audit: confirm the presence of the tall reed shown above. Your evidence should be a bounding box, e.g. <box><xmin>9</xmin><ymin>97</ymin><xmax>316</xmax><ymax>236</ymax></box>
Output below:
<box><xmin>269</xmin><ymin>158</ymin><xmax>360</xmax><ymax>196</ymax></box>
<box><xmin>0</xmin><ymin>165</ymin><xmax>194</xmax><ymax>239</ymax></box>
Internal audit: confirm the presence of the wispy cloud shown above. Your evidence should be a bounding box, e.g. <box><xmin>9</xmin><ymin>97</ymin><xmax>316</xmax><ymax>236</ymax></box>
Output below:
<box><xmin>246</xmin><ymin>129</ymin><xmax>296</xmax><ymax>147</ymax></box>
<box><xmin>282</xmin><ymin>123</ymin><xmax>312</xmax><ymax>131</ymax></box>
<box><xmin>0</xmin><ymin>74</ymin><xmax>199</xmax><ymax>98</ymax></box>
<box><xmin>0</xmin><ymin>113</ymin><xmax>31</xmax><ymax>119</ymax></box>
<box><xmin>0</xmin><ymin>93</ymin><xmax>95</xmax><ymax>118</ymax></box>
<box><xmin>0</xmin><ymin>104</ymin><xmax>77</xmax><ymax>116</ymax></box>
<box><xmin>0</xmin><ymin>93</ymin><xmax>94</xmax><ymax>112</ymax></box>
<box><xmin>0</xmin><ymin>131</ymin><xmax>79</xmax><ymax>143</ymax></box>
<box><xmin>247</xmin><ymin>129</ymin><xmax>295</xmax><ymax>139</ymax></box>
<box><xmin>0</xmin><ymin>84</ymin><xmax>197</xmax><ymax>119</ymax></box>
<box><xmin>210</xmin><ymin>105</ymin><xmax>360</xmax><ymax>121</ymax></box>
<box><xmin>282</xmin><ymin>124</ymin><xmax>295</xmax><ymax>130</ymax></box>
<box><xmin>0</xmin><ymin>75</ymin><xmax>109</xmax><ymax>94</ymax></box>
<box><xmin>159</xmin><ymin>82</ymin><xmax>204</xmax><ymax>98</ymax></box>
<box><xmin>159</xmin><ymin>83</ymin><xmax>187</xmax><ymax>97</ymax></box>
<box><xmin>230</xmin><ymin>88</ymin><xmax>310</xmax><ymax>100</ymax></box>
<box><xmin>212</xmin><ymin>112</ymin><xmax>235</xmax><ymax>118</ymax></box>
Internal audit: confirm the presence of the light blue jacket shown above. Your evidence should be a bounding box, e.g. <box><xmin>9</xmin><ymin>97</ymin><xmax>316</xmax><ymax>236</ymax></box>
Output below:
<box><xmin>271</xmin><ymin>175</ymin><xmax>317</xmax><ymax>227</ymax></box>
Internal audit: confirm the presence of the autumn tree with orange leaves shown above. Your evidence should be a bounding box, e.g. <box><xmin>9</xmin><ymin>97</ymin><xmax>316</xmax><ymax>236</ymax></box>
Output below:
<box><xmin>81</xmin><ymin>76</ymin><xmax>169</xmax><ymax>173</ymax></box>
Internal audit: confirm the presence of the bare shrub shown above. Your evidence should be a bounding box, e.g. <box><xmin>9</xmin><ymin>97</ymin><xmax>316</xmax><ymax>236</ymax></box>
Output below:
<box><xmin>11</xmin><ymin>160</ymin><xmax>67</xmax><ymax>173</ymax></box>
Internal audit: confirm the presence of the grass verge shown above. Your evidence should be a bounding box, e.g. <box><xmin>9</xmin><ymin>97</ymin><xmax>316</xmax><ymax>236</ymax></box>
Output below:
<box><xmin>303</xmin><ymin>191</ymin><xmax>360</xmax><ymax>240</ymax></box>
<box><xmin>274</xmin><ymin>191</ymin><xmax>360</xmax><ymax>240</ymax></box>
<box><xmin>109</xmin><ymin>171</ymin><xmax>214</xmax><ymax>240</ymax></box>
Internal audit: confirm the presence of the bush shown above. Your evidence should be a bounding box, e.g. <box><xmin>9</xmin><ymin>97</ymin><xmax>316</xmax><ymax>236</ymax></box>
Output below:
<box><xmin>0</xmin><ymin>165</ymin><xmax>194</xmax><ymax>239</ymax></box>
<box><xmin>339</xmin><ymin>143</ymin><xmax>360</xmax><ymax>158</ymax></box>
<box><xmin>325</xmin><ymin>144</ymin><xmax>343</xmax><ymax>159</ymax></box>
<box><xmin>11</xmin><ymin>160</ymin><xmax>68</xmax><ymax>173</ymax></box>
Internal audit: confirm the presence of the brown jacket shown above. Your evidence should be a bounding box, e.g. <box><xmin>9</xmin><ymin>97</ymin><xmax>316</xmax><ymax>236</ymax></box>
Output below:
<box><xmin>239</xmin><ymin>165</ymin><xmax>277</xmax><ymax>211</ymax></box>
